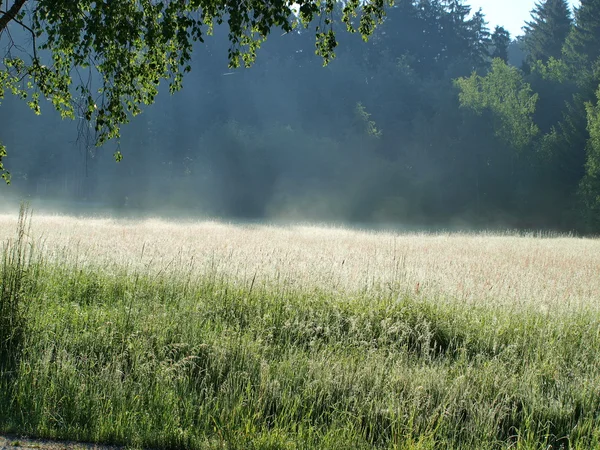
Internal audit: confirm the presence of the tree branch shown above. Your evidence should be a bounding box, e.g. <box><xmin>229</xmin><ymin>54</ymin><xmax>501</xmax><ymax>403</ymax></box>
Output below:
<box><xmin>0</xmin><ymin>0</ymin><xmax>28</xmax><ymax>34</ymax></box>
<box><xmin>0</xmin><ymin>8</ymin><xmax>38</xmax><ymax>61</ymax></box>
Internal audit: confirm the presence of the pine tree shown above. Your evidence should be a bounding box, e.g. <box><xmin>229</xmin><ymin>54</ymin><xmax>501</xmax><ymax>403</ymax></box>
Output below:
<box><xmin>522</xmin><ymin>0</ymin><xmax>572</xmax><ymax>64</ymax></box>
<box><xmin>564</xmin><ymin>0</ymin><xmax>600</xmax><ymax>67</ymax></box>
<box><xmin>491</xmin><ymin>26</ymin><xmax>511</xmax><ymax>62</ymax></box>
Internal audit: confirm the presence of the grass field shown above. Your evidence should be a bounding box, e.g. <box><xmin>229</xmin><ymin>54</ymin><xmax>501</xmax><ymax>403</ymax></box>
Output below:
<box><xmin>1</xmin><ymin>210</ymin><xmax>600</xmax><ymax>449</ymax></box>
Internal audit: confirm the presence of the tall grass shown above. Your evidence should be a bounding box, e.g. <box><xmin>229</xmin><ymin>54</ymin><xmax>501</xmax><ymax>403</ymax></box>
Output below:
<box><xmin>1</xmin><ymin>215</ymin><xmax>599</xmax><ymax>449</ymax></box>
<box><xmin>0</xmin><ymin>205</ymin><xmax>34</xmax><ymax>376</ymax></box>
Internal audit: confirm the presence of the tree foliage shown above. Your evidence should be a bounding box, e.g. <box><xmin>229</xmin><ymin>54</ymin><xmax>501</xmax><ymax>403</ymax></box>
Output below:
<box><xmin>564</xmin><ymin>0</ymin><xmax>600</xmax><ymax>68</ymax></box>
<box><xmin>490</xmin><ymin>26</ymin><xmax>511</xmax><ymax>63</ymax></box>
<box><xmin>4</xmin><ymin>0</ymin><xmax>600</xmax><ymax>232</ymax></box>
<box><xmin>580</xmin><ymin>85</ymin><xmax>600</xmax><ymax>228</ymax></box>
<box><xmin>0</xmin><ymin>0</ymin><xmax>392</xmax><ymax>181</ymax></box>
<box><xmin>522</xmin><ymin>0</ymin><xmax>572</xmax><ymax>65</ymax></box>
<box><xmin>455</xmin><ymin>59</ymin><xmax>539</xmax><ymax>151</ymax></box>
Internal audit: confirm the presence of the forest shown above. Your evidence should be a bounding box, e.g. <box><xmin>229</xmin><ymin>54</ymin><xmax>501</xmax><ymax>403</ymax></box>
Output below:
<box><xmin>2</xmin><ymin>0</ymin><xmax>600</xmax><ymax>233</ymax></box>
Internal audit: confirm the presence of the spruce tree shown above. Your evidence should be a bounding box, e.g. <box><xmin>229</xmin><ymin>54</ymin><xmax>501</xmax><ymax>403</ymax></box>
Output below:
<box><xmin>564</xmin><ymin>0</ymin><xmax>600</xmax><ymax>67</ymax></box>
<box><xmin>491</xmin><ymin>26</ymin><xmax>511</xmax><ymax>62</ymax></box>
<box><xmin>522</xmin><ymin>0</ymin><xmax>572</xmax><ymax>64</ymax></box>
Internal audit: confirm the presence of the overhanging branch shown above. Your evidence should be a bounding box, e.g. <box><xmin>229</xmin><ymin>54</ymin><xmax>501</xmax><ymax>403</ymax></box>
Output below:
<box><xmin>0</xmin><ymin>0</ymin><xmax>28</xmax><ymax>34</ymax></box>
<box><xmin>0</xmin><ymin>8</ymin><xmax>38</xmax><ymax>61</ymax></box>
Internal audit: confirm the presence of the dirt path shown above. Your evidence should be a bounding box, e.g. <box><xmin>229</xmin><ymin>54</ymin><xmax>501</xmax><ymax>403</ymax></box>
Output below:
<box><xmin>0</xmin><ymin>435</ymin><xmax>124</xmax><ymax>450</ymax></box>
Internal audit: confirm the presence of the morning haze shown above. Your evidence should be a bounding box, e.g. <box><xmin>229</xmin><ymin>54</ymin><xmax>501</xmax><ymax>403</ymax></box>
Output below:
<box><xmin>1</xmin><ymin>0</ymin><xmax>597</xmax><ymax>233</ymax></box>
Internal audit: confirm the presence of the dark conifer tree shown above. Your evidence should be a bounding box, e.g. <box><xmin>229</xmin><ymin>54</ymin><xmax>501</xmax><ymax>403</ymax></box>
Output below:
<box><xmin>491</xmin><ymin>26</ymin><xmax>511</xmax><ymax>62</ymax></box>
<box><xmin>564</xmin><ymin>0</ymin><xmax>600</xmax><ymax>67</ymax></box>
<box><xmin>522</xmin><ymin>0</ymin><xmax>572</xmax><ymax>63</ymax></box>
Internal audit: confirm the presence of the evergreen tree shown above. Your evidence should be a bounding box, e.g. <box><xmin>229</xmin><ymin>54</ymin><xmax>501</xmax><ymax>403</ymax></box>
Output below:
<box><xmin>522</xmin><ymin>0</ymin><xmax>572</xmax><ymax>64</ymax></box>
<box><xmin>491</xmin><ymin>26</ymin><xmax>511</xmax><ymax>62</ymax></box>
<box><xmin>564</xmin><ymin>0</ymin><xmax>600</xmax><ymax>67</ymax></box>
<box><xmin>376</xmin><ymin>0</ymin><xmax>489</xmax><ymax>78</ymax></box>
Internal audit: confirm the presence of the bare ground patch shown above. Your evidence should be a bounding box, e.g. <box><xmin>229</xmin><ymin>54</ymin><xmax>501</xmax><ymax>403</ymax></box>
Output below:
<box><xmin>0</xmin><ymin>436</ymin><xmax>125</xmax><ymax>450</ymax></box>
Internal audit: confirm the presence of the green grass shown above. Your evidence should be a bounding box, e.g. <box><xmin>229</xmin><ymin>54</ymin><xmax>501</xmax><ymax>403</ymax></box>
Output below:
<box><xmin>1</xmin><ymin>219</ymin><xmax>600</xmax><ymax>449</ymax></box>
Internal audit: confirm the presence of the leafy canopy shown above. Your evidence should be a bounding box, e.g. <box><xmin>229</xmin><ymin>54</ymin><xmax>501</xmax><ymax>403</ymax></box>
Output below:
<box><xmin>455</xmin><ymin>58</ymin><xmax>540</xmax><ymax>151</ymax></box>
<box><xmin>0</xmin><ymin>0</ymin><xmax>391</xmax><ymax>181</ymax></box>
<box><xmin>580</xmin><ymin>85</ymin><xmax>600</xmax><ymax>227</ymax></box>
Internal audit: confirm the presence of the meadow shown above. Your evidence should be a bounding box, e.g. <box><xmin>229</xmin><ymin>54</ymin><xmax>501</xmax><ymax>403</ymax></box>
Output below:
<box><xmin>1</xmin><ymin>210</ymin><xmax>600</xmax><ymax>449</ymax></box>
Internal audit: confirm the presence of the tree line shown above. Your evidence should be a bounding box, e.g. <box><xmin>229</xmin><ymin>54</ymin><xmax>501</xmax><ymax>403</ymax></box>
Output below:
<box><xmin>2</xmin><ymin>0</ymin><xmax>600</xmax><ymax>233</ymax></box>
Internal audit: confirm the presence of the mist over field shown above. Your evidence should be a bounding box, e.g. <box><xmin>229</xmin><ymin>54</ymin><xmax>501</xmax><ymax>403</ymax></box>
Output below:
<box><xmin>2</xmin><ymin>1</ymin><xmax>598</xmax><ymax>233</ymax></box>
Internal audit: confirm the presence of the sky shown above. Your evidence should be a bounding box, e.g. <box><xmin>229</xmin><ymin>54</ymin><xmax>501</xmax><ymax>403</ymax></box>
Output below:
<box><xmin>466</xmin><ymin>0</ymin><xmax>580</xmax><ymax>37</ymax></box>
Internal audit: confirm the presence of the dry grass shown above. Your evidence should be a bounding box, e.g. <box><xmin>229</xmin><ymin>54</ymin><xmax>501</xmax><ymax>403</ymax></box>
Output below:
<box><xmin>0</xmin><ymin>213</ymin><xmax>598</xmax><ymax>310</ymax></box>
